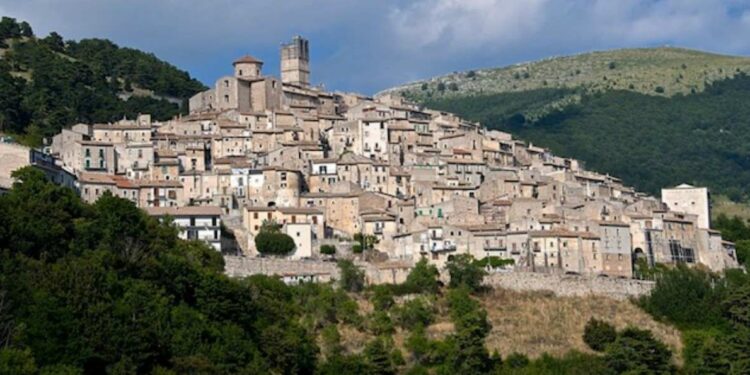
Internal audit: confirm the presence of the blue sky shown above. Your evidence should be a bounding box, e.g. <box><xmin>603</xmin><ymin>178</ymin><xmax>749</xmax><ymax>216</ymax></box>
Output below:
<box><xmin>3</xmin><ymin>0</ymin><xmax>750</xmax><ymax>95</ymax></box>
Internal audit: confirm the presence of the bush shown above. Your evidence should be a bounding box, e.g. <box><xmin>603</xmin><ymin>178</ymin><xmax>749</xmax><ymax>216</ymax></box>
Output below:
<box><xmin>320</xmin><ymin>244</ymin><xmax>336</xmax><ymax>256</ymax></box>
<box><xmin>474</xmin><ymin>256</ymin><xmax>514</xmax><ymax>269</ymax></box>
<box><xmin>436</xmin><ymin>82</ymin><xmax>446</xmax><ymax>92</ymax></box>
<box><xmin>639</xmin><ymin>265</ymin><xmax>726</xmax><ymax>330</ymax></box>
<box><xmin>583</xmin><ymin>318</ymin><xmax>617</xmax><ymax>351</ymax></box>
<box><xmin>364</xmin><ymin>337</ymin><xmax>395</xmax><ymax>374</ymax></box>
<box><xmin>371</xmin><ymin>285</ymin><xmax>395</xmax><ymax>311</ymax></box>
<box><xmin>446</xmin><ymin>254</ymin><xmax>486</xmax><ymax>291</ymax></box>
<box><xmin>405</xmin><ymin>326</ymin><xmax>432</xmax><ymax>363</ymax></box>
<box><xmin>394</xmin><ymin>298</ymin><xmax>435</xmax><ymax>329</ymax></box>
<box><xmin>0</xmin><ymin>348</ymin><xmax>37</xmax><ymax>375</ymax></box>
<box><xmin>654</xmin><ymin>86</ymin><xmax>665</xmax><ymax>93</ymax></box>
<box><xmin>255</xmin><ymin>231</ymin><xmax>296</xmax><ymax>255</ymax></box>
<box><xmin>505</xmin><ymin>352</ymin><xmax>530</xmax><ymax>369</ymax></box>
<box><xmin>402</xmin><ymin>259</ymin><xmax>440</xmax><ymax>294</ymax></box>
<box><xmin>338</xmin><ymin>260</ymin><xmax>365</xmax><ymax>293</ymax></box>
<box><xmin>352</xmin><ymin>244</ymin><xmax>363</xmax><ymax>254</ymax></box>
<box><xmin>605</xmin><ymin>327</ymin><xmax>672</xmax><ymax>374</ymax></box>
<box><xmin>368</xmin><ymin>311</ymin><xmax>394</xmax><ymax>336</ymax></box>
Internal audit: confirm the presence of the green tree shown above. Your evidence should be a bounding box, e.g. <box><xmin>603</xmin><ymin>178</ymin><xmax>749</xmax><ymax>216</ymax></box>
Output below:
<box><xmin>446</xmin><ymin>254</ymin><xmax>486</xmax><ymax>291</ymax></box>
<box><xmin>255</xmin><ymin>222</ymin><xmax>296</xmax><ymax>256</ymax></box>
<box><xmin>320</xmin><ymin>244</ymin><xmax>336</xmax><ymax>256</ymax></box>
<box><xmin>368</xmin><ymin>311</ymin><xmax>394</xmax><ymax>336</ymax></box>
<box><xmin>402</xmin><ymin>259</ymin><xmax>440</xmax><ymax>294</ymax></box>
<box><xmin>338</xmin><ymin>260</ymin><xmax>365</xmax><ymax>293</ymax></box>
<box><xmin>41</xmin><ymin>32</ymin><xmax>65</xmax><ymax>52</ymax></box>
<box><xmin>353</xmin><ymin>233</ymin><xmax>379</xmax><ymax>252</ymax></box>
<box><xmin>604</xmin><ymin>327</ymin><xmax>673</xmax><ymax>374</ymax></box>
<box><xmin>0</xmin><ymin>167</ymin><xmax>84</xmax><ymax>260</ymax></box>
<box><xmin>639</xmin><ymin>265</ymin><xmax>725</xmax><ymax>330</ymax></box>
<box><xmin>724</xmin><ymin>283</ymin><xmax>750</xmax><ymax>328</ymax></box>
<box><xmin>583</xmin><ymin>318</ymin><xmax>617</xmax><ymax>352</ymax></box>
<box><xmin>0</xmin><ymin>348</ymin><xmax>37</xmax><ymax>375</ymax></box>
<box><xmin>394</xmin><ymin>297</ymin><xmax>434</xmax><ymax>329</ymax></box>
<box><xmin>18</xmin><ymin>21</ymin><xmax>32</xmax><ymax>37</ymax></box>
<box><xmin>442</xmin><ymin>287</ymin><xmax>493</xmax><ymax>373</ymax></box>
<box><xmin>370</xmin><ymin>285</ymin><xmax>394</xmax><ymax>311</ymax></box>
<box><xmin>364</xmin><ymin>337</ymin><xmax>395</xmax><ymax>375</ymax></box>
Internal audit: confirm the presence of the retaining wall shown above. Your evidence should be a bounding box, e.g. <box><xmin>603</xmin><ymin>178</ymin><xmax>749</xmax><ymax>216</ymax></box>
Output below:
<box><xmin>224</xmin><ymin>256</ymin><xmax>655</xmax><ymax>299</ymax></box>
<box><xmin>484</xmin><ymin>272</ymin><xmax>654</xmax><ymax>300</ymax></box>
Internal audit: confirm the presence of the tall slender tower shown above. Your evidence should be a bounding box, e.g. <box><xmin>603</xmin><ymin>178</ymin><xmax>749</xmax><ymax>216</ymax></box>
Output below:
<box><xmin>280</xmin><ymin>36</ymin><xmax>310</xmax><ymax>87</ymax></box>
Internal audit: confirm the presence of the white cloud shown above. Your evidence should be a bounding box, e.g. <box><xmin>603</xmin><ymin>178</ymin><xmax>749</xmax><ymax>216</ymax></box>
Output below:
<box><xmin>389</xmin><ymin>0</ymin><xmax>549</xmax><ymax>51</ymax></box>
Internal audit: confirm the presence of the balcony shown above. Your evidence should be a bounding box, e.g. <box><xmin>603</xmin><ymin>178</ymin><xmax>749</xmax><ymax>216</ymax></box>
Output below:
<box><xmin>484</xmin><ymin>247</ymin><xmax>507</xmax><ymax>252</ymax></box>
<box><xmin>431</xmin><ymin>242</ymin><xmax>456</xmax><ymax>252</ymax></box>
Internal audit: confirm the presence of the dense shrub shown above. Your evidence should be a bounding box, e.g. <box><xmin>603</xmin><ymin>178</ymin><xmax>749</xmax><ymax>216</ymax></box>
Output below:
<box><xmin>604</xmin><ymin>327</ymin><xmax>673</xmax><ymax>374</ymax></box>
<box><xmin>447</xmin><ymin>254</ymin><xmax>487</xmax><ymax>291</ymax></box>
<box><xmin>504</xmin><ymin>352</ymin><xmax>530</xmax><ymax>369</ymax></box>
<box><xmin>255</xmin><ymin>231</ymin><xmax>296</xmax><ymax>255</ymax></box>
<box><xmin>639</xmin><ymin>265</ymin><xmax>726</xmax><ymax>330</ymax></box>
<box><xmin>394</xmin><ymin>298</ymin><xmax>435</xmax><ymax>329</ymax></box>
<box><xmin>0</xmin><ymin>168</ymin><xmax>317</xmax><ymax>373</ymax></box>
<box><xmin>401</xmin><ymin>259</ymin><xmax>440</xmax><ymax>294</ymax></box>
<box><xmin>338</xmin><ymin>260</ymin><xmax>365</xmax><ymax>293</ymax></box>
<box><xmin>320</xmin><ymin>244</ymin><xmax>336</xmax><ymax>255</ymax></box>
<box><xmin>583</xmin><ymin>318</ymin><xmax>617</xmax><ymax>351</ymax></box>
<box><xmin>368</xmin><ymin>311</ymin><xmax>394</xmax><ymax>336</ymax></box>
<box><xmin>474</xmin><ymin>256</ymin><xmax>514</xmax><ymax>269</ymax></box>
<box><xmin>371</xmin><ymin>285</ymin><xmax>395</xmax><ymax>311</ymax></box>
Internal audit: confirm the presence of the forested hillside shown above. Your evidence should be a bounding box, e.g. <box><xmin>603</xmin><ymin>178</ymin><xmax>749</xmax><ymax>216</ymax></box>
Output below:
<box><xmin>0</xmin><ymin>167</ymin><xmax>716</xmax><ymax>374</ymax></box>
<box><xmin>0</xmin><ymin>17</ymin><xmax>206</xmax><ymax>146</ymax></box>
<box><xmin>422</xmin><ymin>73</ymin><xmax>750</xmax><ymax>199</ymax></box>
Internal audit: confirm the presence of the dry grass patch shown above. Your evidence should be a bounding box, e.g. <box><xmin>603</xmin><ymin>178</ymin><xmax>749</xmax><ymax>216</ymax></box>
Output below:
<box><xmin>479</xmin><ymin>288</ymin><xmax>682</xmax><ymax>363</ymax></box>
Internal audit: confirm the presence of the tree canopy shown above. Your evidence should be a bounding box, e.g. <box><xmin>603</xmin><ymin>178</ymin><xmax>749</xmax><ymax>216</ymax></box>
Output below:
<box><xmin>0</xmin><ymin>17</ymin><xmax>205</xmax><ymax>145</ymax></box>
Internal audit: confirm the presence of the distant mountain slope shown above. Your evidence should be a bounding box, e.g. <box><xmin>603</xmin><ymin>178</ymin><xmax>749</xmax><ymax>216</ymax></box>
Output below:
<box><xmin>383</xmin><ymin>47</ymin><xmax>750</xmax><ymax>122</ymax></box>
<box><xmin>0</xmin><ymin>17</ymin><xmax>206</xmax><ymax>145</ymax></box>
<box><xmin>382</xmin><ymin>47</ymin><xmax>750</xmax><ymax>199</ymax></box>
<box><xmin>422</xmin><ymin>75</ymin><xmax>750</xmax><ymax>199</ymax></box>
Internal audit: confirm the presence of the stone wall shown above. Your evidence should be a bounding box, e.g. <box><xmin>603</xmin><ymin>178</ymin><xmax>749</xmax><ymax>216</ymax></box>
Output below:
<box><xmin>224</xmin><ymin>256</ymin><xmax>339</xmax><ymax>278</ymax></box>
<box><xmin>223</xmin><ymin>256</ymin><xmax>412</xmax><ymax>285</ymax></box>
<box><xmin>484</xmin><ymin>272</ymin><xmax>654</xmax><ymax>300</ymax></box>
<box><xmin>224</xmin><ymin>257</ymin><xmax>654</xmax><ymax>299</ymax></box>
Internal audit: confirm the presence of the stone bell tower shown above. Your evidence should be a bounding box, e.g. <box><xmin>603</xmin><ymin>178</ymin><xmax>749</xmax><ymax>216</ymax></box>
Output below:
<box><xmin>280</xmin><ymin>35</ymin><xmax>310</xmax><ymax>87</ymax></box>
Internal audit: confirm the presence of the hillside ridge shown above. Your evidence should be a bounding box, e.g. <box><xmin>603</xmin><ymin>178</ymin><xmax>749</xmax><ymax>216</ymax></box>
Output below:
<box><xmin>0</xmin><ymin>17</ymin><xmax>206</xmax><ymax>145</ymax></box>
<box><xmin>382</xmin><ymin>46</ymin><xmax>750</xmax><ymax>102</ymax></box>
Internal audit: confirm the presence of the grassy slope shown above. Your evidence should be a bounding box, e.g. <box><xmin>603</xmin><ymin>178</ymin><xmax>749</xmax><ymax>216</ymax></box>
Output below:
<box><xmin>387</xmin><ymin>47</ymin><xmax>750</xmax><ymax>99</ymax></box>
<box><xmin>481</xmin><ymin>289</ymin><xmax>682</xmax><ymax>363</ymax></box>
<box><xmin>713</xmin><ymin>195</ymin><xmax>750</xmax><ymax>222</ymax></box>
<box><xmin>384</xmin><ymin>47</ymin><xmax>750</xmax><ymax>122</ymax></box>
<box><xmin>337</xmin><ymin>289</ymin><xmax>682</xmax><ymax>364</ymax></box>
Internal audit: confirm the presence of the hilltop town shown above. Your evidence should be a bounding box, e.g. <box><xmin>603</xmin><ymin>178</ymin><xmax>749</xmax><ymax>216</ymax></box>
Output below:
<box><xmin>0</xmin><ymin>36</ymin><xmax>740</xmax><ymax>281</ymax></box>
